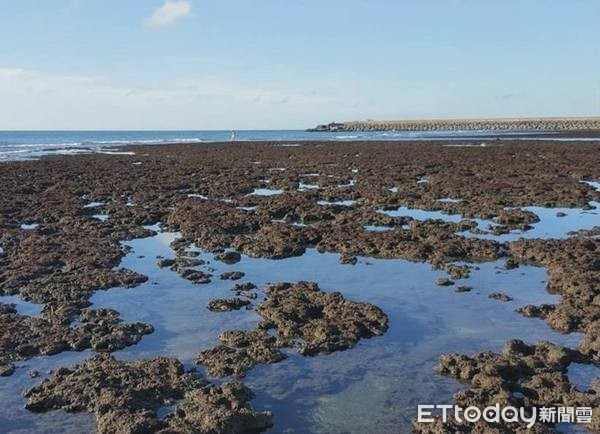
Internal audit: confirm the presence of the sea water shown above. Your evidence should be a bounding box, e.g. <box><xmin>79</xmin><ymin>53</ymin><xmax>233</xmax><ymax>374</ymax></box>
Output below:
<box><xmin>1</xmin><ymin>130</ymin><xmax>597</xmax><ymax>162</ymax></box>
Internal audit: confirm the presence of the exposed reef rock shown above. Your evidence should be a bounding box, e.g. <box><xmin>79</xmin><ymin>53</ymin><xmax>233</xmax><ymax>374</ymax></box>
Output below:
<box><xmin>413</xmin><ymin>340</ymin><xmax>600</xmax><ymax>432</ymax></box>
<box><xmin>25</xmin><ymin>354</ymin><xmax>272</xmax><ymax>434</ymax></box>
<box><xmin>258</xmin><ymin>281</ymin><xmax>389</xmax><ymax>355</ymax></box>
<box><xmin>198</xmin><ymin>330</ymin><xmax>286</xmax><ymax>377</ymax></box>
<box><xmin>0</xmin><ymin>139</ymin><xmax>598</xmax><ymax>431</ymax></box>
<box><xmin>0</xmin><ymin>306</ymin><xmax>152</xmax><ymax>376</ymax></box>
<box><xmin>199</xmin><ymin>282</ymin><xmax>388</xmax><ymax>377</ymax></box>
<box><xmin>509</xmin><ymin>237</ymin><xmax>600</xmax><ymax>361</ymax></box>
<box><xmin>207</xmin><ymin>298</ymin><xmax>252</xmax><ymax>312</ymax></box>
<box><xmin>220</xmin><ymin>271</ymin><xmax>245</xmax><ymax>280</ymax></box>
<box><xmin>214</xmin><ymin>251</ymin><xmax>242</xmax><ymax>265</ymax></box>
<box><xmin>488</xmin><ymin>292</ymin><xmax>513</xmax><ymax>302</ymax></box>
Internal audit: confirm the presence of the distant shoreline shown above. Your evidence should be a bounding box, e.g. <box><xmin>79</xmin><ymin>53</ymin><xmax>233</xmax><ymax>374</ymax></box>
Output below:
<box><xmin>308</xmin><ymin>116</ymin><xmax>600</xmax><ymax>133</ymax></box>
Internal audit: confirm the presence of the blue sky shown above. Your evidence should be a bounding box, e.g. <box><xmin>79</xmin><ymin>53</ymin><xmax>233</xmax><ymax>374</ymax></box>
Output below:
<box><xmin>0</xmin><ymin>0</ymin><xmax>599</xmax><ymax>129</ymax></box>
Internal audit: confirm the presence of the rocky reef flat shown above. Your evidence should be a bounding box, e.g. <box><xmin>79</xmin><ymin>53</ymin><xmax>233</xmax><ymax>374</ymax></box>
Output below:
<box><xmin>1</xmin><ymin>139</ymin><xmax>599</xmax><ymax>432</ymax></box>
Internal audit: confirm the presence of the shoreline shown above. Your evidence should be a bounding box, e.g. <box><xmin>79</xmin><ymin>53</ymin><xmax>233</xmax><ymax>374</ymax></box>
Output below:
<box><xmin>2</xmin><ymin>129</ymin><xmax>600</xmax><ymax>163</ymax></box>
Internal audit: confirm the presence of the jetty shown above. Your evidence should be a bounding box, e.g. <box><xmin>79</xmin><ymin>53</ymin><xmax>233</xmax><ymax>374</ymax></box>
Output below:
<box><xmin>308</xmin><ymin>117</ymin><xmax>600</xmax><ymax>132</ymax></box>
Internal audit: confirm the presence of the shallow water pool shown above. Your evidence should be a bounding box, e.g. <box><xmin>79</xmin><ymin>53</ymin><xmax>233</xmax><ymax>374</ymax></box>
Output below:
<box><xmin>0</xmin><ymin>224</ymin><xmax>593</xmax><ymax>433</ymax></box>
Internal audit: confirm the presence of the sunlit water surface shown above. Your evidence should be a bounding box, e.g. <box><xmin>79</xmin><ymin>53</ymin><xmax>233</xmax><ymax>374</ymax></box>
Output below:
<box><xmin>1</xmin><ymin>183</ymin><xmax>599</xmax><ymax>433</ymax></box>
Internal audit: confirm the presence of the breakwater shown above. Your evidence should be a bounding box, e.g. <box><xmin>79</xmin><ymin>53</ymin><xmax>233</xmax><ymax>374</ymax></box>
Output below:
<box><xmin>309</xmin><ymin>117</ymin><xmax>600</xmax><ymax>132</ymax></box>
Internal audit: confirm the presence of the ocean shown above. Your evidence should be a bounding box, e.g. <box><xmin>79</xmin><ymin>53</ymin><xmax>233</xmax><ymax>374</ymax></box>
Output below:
<box><xmin>0</xmin><ymin>129</ymin><xmax>589</xmax><ymax>162</ymax></box>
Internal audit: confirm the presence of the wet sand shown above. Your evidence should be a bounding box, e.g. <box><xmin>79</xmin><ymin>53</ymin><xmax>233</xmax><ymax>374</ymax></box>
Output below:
<box><xmin>0</xmin><ymin>139</ymin><xmax>599</xmax><ymax>432</ymax></box>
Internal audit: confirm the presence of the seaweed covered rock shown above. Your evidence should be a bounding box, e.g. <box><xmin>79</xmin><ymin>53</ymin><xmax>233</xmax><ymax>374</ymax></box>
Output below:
<box><xmin>413</xmin><ymin>340</ymin><xmax>600</xmax><ymax>433</ymax></box>
<box><xmin>258</xmin><ymin>281</ymin><xmax>389</xmax><ymax>355</ymax></box>
<box><xmin>198</xmin><ymin>330</ymin><xmax>286</xmax><ymax>377</ymax></box>
<box><xmin>220</xmin><ymin>271</ymin><xmax>245</xmax><ymax>280</ymax></box>
<box><xmin>207</xmin><ymin>298</ymin><xmax>251</xmax><ymax>312</ymax></box>
<box><xmin>0</xmin><ymin>306</ymin><xmax>153</xmax><ymax>376</ymax></box>
<box><xmin>509</xmin><ymin>237</ymin><xmax>600</xmax><ymax>360</ymax></box>
<box><xmin>198</xmin><ymin>282</ymin><xmax>388</xmax><ymax>377</ymax></box>
<box><xmin>25</xmin><ymin>354</ymin><xmax>272</xmax><ymax>434</ymax></box>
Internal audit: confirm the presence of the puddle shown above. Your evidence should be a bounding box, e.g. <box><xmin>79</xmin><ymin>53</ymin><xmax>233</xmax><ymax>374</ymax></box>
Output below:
<box><xmin>437</xmin><ymin>198</ymin><xmax>462</xmax><ymax>203</ymax></box>
<box><xmin>339</xmin><ymin>180</ymin><xmax>356</xmax><ymax>188</ymax></box>
<box><xmin>381</xmin><ymin>195</ymin><xmax>600</xmax><ymax>242</ymax></box>
<box><xmin>317</xmin><ymin>200</ymin><xmax>357</xmax><ymax>207</ymax></box>
<box><xmin>82</xmin><ymin>202</ymin><xmax>104</xmax><ymax>208</ymax></box>
<box><xmin>247</xmin><ymin>188</ymin><xmax>284</xmax><ymax>197</ymax></box>
<box><xmin>378</xmin><ymin>206</ymin><xmax>471</xmax><ymax>224</ymax></box>
<box><xmin>20</xmin><ymin>224</ymin><xmax>39</xmax><ymax>230</ymax></box>
<box><xmin>457</xmin><ymin>203</ymin><xmax>600</xmax><ymax>241</ymax></box>
<box><xmin>388</xmin><ymin>187</ymin><xmax>398</xmax><ymax>193</ymax></box>
<box><xmin>364</xmin><ymin>225</ymin><xmax>394</xmax><ymax>233</ymax></box>
<box><xmin>582</xmin><ymin>180</ymin><xmax>600</xmax><ymax>191</ymax></box>
<box><xmin>0</xmin><ymin>350</ymin><xmax>96</xmax><ymax>433</ymax></box>
<box><xmin>237</xmin><ymin>206</ymin><xmax>257</xmax><ymax>212</ymax></box>
<box><xmin>0</xmin><ymin>295</ymin><xmax>43</xmax><ymax>317</ymax></box>
<box><xmin>143</xmin><ymin>223</ymin><xmax>161</xmax><ymax>232</ymax></box>
<box><xmin>187</xmin><ymin>193</ymin><xmax>208</xmax><ymax>200</ymax></box>
<box><xmin>156</xmin><ymin>402</ymin><xmax>179</xmax><ymax>420</ymax></box>
<box><xmin>92</xmin><ymin>214</ymin><xmax>108</xmax><ymax>222</ymax></box>
<box><xmin>298</xmin><ymin>183</ymin><xmax>319</xmax><ymax>191</ymax></box>
<box><xmin>567</xmin><ymin>363</ymin><xmax>600</xmax><ymax>392</ymax></box>
<box><xmin>417</xmin><ymin>177</ymin><xmax>430</xmax><ymax>184</ymax></box>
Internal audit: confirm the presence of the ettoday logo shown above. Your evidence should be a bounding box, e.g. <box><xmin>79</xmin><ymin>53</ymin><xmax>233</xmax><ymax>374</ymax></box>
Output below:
<box><xmin>417</xmin><ymin>404</ymin><xmax>593</xmax><ymax>428</ymax></box>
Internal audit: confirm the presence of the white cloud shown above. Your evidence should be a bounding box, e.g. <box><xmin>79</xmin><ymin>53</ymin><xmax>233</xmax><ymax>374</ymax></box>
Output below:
<box><xmin>145</xmin><ymin>0</ymin><xmax>192</xmax><ymax>28</ymax></box>
<box><xmin>0</xmin><ymin>67</ymin><xmax>341</xmax><ymax>129</ymax></box>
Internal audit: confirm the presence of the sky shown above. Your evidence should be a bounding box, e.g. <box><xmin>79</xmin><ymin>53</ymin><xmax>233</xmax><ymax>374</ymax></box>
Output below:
<box><xmin>0</xmin><ymin>0</ymin><xmax>599</xmax><ymax>130</ymax></box>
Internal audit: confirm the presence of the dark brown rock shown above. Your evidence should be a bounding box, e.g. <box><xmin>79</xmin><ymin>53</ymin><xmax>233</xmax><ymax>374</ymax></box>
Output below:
<box><xmin>214</xmin><ymin>251</ymin><xmax>242</xmax><ymax>264</ymax></box>
<box><xmin>488</xmin><ymin>292</ymin><xmax>513</xmax><ymax>302</ymax></box>
<box><xmin>24</xmin><ymin>354</ymin><xmax>272</xmax><ymax>434</ymax></box>
<box><xmin>220</xmin><ymin>271</ymin><xmax>245</xmax><ymax>280</ymax></box>
<box><xmin>198</xmin><ymin>330</ymin><xmax>286</xmax><ymax>377</ymax></box>
<box><xmin>454</xmin><ymin>285</ymin><xmax>472</xmax><ymax>293</ymax></box>
<box><xmin>414</xmin><ymin>340</ymin><xmax>599</xmax><ymax>432</ymax></box>
<box><xmin>207</xmin><ymin>298</ymin><xmax>252</xmax><ymax>312</ymax></box>
<box><xmin>198</xmin><ymin>281</ymin><xmax>388</xmax><ymax>377</ymax></box>
<box><xmin>435</xmin><ymin>278</ymin><xmax>454</xmax><ymax>286</ymax></box>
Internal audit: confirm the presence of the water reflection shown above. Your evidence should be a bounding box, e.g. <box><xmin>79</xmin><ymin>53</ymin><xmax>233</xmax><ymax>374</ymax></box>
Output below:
<box><xmin>2</xmin><ymin>210</ymin><xmax>596</xmax><ymax>432</ymax></box>
<box><xmin>84</xmin><ymin>232</ymin><xmax>582</xmax><ymax>433</ymax></box>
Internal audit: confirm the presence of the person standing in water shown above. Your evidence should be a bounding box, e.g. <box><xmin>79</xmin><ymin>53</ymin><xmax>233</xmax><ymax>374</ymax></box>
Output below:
<box><xmin>230</xmin><ymin>130</ymin><xmax>237</xmax><ymax>141</ymax></box>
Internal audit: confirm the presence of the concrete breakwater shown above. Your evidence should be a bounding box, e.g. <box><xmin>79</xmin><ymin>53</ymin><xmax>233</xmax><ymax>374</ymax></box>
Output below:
<box><xmin>309</xmin><ymin>117</ymin><xmax>600</xmax><ymax>132</ymax></box>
